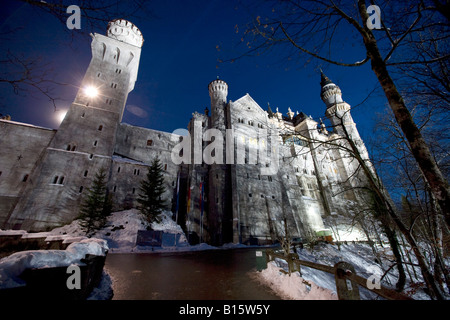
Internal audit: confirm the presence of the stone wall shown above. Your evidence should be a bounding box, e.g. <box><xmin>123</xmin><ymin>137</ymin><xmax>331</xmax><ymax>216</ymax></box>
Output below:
<box><xmin>0</xmin><ymin>120</ymin><xmax>55</xmax><ymax>229</ymax></box>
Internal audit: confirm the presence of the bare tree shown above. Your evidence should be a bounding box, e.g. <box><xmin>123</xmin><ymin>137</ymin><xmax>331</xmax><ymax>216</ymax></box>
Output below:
<box><xmin>373</xmin><ymin>106</ymin><xmax>450</xmax><ymax>294</ymax></box>
<box><xmin>226</xmin><ymin>0</ymin><xmax>450</xmax><ymax>229</ymax></box>
<box><xmin>267</xmin><ymin>98</ymin><xmax>445</xmax><ymax>298</ymax></box>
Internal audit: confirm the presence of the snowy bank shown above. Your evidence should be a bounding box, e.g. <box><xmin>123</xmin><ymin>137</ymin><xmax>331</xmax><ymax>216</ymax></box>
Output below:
<box><xmin>0</xmin><ymin>238</ymin><xmax>108</xmax><ymax>289</ymax></box>
<box><xmin>46</xmin><ymin>209</ymin><xmax>192</xmax><ymax>253</ymax></box>
<box><xmin>255</xmin><ymin>262</ymin><xmax>337</xmax><ymax>300</ymax></box>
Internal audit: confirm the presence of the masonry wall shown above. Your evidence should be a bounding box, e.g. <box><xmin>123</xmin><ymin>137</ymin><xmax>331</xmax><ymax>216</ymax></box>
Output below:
<box><xmin>0</xmin><ymin>121</ymin><xmax>56</xmax><ymax>229</ymax></box>
<box><xmin>112</xmin><ymin>123</ymin><xmax>180</xmax><ymax>213</ymax></box>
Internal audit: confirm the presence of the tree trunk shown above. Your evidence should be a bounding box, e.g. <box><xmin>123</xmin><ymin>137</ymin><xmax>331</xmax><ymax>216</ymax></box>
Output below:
<box><xmin>383</xmin><ymin>223</ymin><xmax>407</xmax><ymax>291</ymax></box>
<box><xmin>340</xmin><ymin>118</ymin><xmax>445</xmax><ymax>299</ymax></box>
<box><xmin>357</xmin><ymin>0</ymin><xmax>450</xmax><ymax>230</ymax></box>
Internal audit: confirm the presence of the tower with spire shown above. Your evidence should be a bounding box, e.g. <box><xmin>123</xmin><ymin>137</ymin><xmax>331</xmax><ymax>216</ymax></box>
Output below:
<box><xmin>321</xmin><ymin>71</ymin><xmax>366</xmax><ymax>147</ymax></box>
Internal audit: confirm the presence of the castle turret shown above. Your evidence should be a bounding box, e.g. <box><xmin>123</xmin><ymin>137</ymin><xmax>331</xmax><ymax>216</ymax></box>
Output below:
<box><xmin>321</xmin><ymin>71</ymin><xmax>374</xmax><ymax>196</ymax></box>
<box><xmin>206</xmin><ymin>78</ymin><xmax>233</xmax><ymax>245</ymax></box>
<box><xmin>4</xmin><ymin>20</ymin><xmax>144</xmax><ymax>231</ymax></box>
<box><xmin>208</xmin><ymin>78</ymin><xmax>228</xmax><ymax>131</ymax></box>
<box><xmin>321</xmin><ymin>71</ymin><xmax>358</xmax><ymax>140</ymax></box>
<box><xmin>52</xmin><ymin>19</ymin><xmax>144</xmax><ymax>156</ymax></box>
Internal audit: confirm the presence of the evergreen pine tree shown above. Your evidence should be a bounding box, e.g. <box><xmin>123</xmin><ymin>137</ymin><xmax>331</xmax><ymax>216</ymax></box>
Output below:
<box><xmin>78</xmin><ymin>167</ymin><xmax>112</xmax><ymax>236</ymax></box>
<box><xmin>137</xmin><ymin>157</ymin><xmax>166</xmax><ymax>224</ymax></box>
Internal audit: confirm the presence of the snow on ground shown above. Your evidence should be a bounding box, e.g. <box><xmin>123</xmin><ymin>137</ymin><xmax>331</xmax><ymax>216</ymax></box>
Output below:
<box><xmin>47</xmin><ymin>209</ymin><xmax>201</xmax><ymax>253</ymax></box>
<box><xmin>254</xmin><ymin>241</ymin><xmax>440</xmax><ymax>300</ymax></box>
<box><xmin>256</xmin><ymin>262</ymin><xmax>338</xmax><ymax>300</ymax></box>
<box><xmin>2</xmin><ymin>209</ymin><xmax>445</xmax><ymax>300</ymax></box>
<box><xmin>0</xmin><ymin>238</ymin><xmax>108</xmax><ymax>289</ymax></box>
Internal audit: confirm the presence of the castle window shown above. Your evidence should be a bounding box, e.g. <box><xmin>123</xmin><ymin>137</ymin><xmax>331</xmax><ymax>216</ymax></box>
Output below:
<box><xmin>59</xmin><ymin>177</ymin><xmax>64</xmax><ymax>184</ymax></box>
<box><xmin>115</xmin><ymin>68</ymin><xmax>121</xmax><ymax>74</ymax></box>
<box><xmin>0</xmin><ymin>171</ymin><xmax>2</xmax><ymax>177</ymax></box>
<box><xmin>110</xmin><ymin>83</ymin><xmax>118</xmax><ymax>89</ymax></box>
<box><xmin>71</xmin><ymin>145</ymin><xmax>76</xmax><ymax>151</ymax></box>
<box><xmin>97</xmin><ymin>72</ymin><xmax>101</xmax><ymax>78</ymax></box>
<box><xmin>98</xmin><ymin>125</ymin><xmax>103</xmax><ymax>131</ymax></box>
<box><xmin>81</xmin><ymin>112</ymin><xmax>85</xmax><ymax>118</ymax></box>
<box><xmin>303</xmin><ymin>169</ymin><xmax>308</xmax><ymax>174</ymax></box>
<box><xmin>311</xmin><ymin>170</ymin><xmax>316</xmax><ymax>176</ymax></box>
<box><xmin>216</xmin><ymin>198</ymin><xmax>219</xmax><ymax>204</ymax></box>
<box><xmin>268</xmin><ymin>176</ymin><xmax>272</xmax><ymax>182</ymax></box>
<box><xmin>84</xmin><ymin>170</ymin><xmax>88</xmax><ymax>177</ymax></box>
<box><xmin>164</xmin><ymin>164</ymin><xmax>167</xmax><ymax>171</ymax></box>
<box><xmin>272</xmin><ymin>196</ymin><xmax>275</xmax><ymax>199</ymax></box>
<box><xmin>22</xmin><ymin>174</ymin><xmax>29</xmax><ymax>182</ymax></box>
<box><xmin>248</xmin><ymin>193</ymin><xmax>252</xmax><ymax>197</ymax></box>
<box><xmin>147</xmin><ymin>139</ymin><xmax>153</xmax><ymax>146</ymax></box>
<box><xmin>79</xmin><ymin>186</ymin><xmax>84</xmax><ymax>193</ymax></box>
<box><xmin>261</xmin><ymin>194</ymin><xmax>264</xmax><ymax>198</ymax></box>
<box><xmin>67</xmin><ymin>145</ymin><xmax>71</xmax><ymax>151</ymax></box>
<box><xmin>93</xmin><ymin>140</ymin><xmax>97</xmax><ymax>147</ymax></box>
<box><xmin>113</xmin><ymin>186</ymin><xmax>117</xmax><ymax>192</ymax></box>
<box><xmin>53</xmin><ymin>176</ymin><xmax>59</xmax><ymax>184</ymax></box>
<box><xmin>117</xmin><ymin>166</ymin><xmax>121</xmax><ymax>173</ymax></box>
<box><xmin>132</xmin><ymin>188</ymin><xmax>135</xmax><ymax>194</ymax></box>
<box><xmin>258</xmin><ymin>175</ymin><xmax>261</xmax><ymax>180</ymax></box>
<box><xmin>89</xmin><ymin>154</ymin><xmax>94</xmax><ymax>160</ymax></box>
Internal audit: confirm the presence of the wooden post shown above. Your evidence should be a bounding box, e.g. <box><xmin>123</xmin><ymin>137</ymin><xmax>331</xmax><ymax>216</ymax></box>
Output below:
<box><xmin>334</xmin><ymin>261</ymin><xmax>360</xmax><ymax>300</ymax></box>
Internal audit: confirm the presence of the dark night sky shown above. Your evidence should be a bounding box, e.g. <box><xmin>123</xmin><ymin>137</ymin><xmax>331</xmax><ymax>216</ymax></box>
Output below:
<box><xmin>0</xmin><ymin>0</ymin><xmax>386</xmax><ymax>143</ymax></box>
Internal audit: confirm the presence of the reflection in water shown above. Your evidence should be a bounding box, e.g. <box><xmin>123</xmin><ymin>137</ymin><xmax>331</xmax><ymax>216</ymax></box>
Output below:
<box><xmin>105</xmin><ymin>248</ymin><xmax>281</xmax><ymax>300</ymax></box>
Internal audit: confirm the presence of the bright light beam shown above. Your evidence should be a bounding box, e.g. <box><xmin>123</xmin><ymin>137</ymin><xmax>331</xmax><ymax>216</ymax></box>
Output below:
<box><xmin>84</xmin><ymin>85</ymin><xmax>99</xmax><ymax>98</ymax></box>
<box><xmin>56</xmin><ymin>109</ymin><xmax>68</xmax><ymax>124</ymax></box>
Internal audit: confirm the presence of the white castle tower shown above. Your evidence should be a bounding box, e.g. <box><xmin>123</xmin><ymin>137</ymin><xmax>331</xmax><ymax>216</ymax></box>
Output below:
<box><xmin>4</xmin><ymin>20</ymin><xmax>144</xmax><ymax>230</ymax></box>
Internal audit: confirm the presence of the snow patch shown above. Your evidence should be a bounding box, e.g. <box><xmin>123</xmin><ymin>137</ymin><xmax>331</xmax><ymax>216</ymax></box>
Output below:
<box><xmin>256</xmin><ymin>262</ymin><xmax>337</xmax><ymax>300</ymax></box>
<box><xmin>0</xmin><ymin>238</ymin><xmax>108</xmax><ymax>289</ymax></box>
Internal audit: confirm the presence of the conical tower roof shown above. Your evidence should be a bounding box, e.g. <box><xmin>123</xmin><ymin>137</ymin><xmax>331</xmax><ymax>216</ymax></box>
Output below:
<box><xmin>320</xmin><ymin>70</ymin><xmax>333</xmax><ymax>87</ymax></box>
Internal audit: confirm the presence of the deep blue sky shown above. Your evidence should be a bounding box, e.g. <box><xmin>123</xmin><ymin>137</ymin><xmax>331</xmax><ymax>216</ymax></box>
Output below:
<box><xmin>0</xmin><ymin>0</ymin><xmax>386</xmax><ymax>143</ymax></box>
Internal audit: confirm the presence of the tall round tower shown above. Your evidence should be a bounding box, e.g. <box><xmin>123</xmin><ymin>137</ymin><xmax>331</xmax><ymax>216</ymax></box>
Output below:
<box><xmin>321</xmin><ymin>71</ymin><xmax>353</xmax><ymax>135</ymax></box>
<box><xmin>208</xmin><ymin>78</ymin><xmax>228</xmax><ymax>131</ymax></box>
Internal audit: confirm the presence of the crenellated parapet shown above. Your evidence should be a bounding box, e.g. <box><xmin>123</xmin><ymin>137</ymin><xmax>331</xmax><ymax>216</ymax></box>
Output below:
<box><xmin>107</xmin><ymin>19</ymin><xmax>144</xmax><ymax>48</ymax></box>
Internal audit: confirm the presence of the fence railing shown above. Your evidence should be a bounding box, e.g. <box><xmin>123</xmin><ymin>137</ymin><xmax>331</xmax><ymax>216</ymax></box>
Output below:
<box><xmin>265</xmin><ymin>249</ymin><xmax>413</xmax><ymax>300</ymax></box>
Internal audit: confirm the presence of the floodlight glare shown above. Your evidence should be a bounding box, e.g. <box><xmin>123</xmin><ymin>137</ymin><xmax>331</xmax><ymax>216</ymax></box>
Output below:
<box><xmin>84</xmin><ymin>86</ymin><xmax>99</xmax><ymax>98</ymax></box>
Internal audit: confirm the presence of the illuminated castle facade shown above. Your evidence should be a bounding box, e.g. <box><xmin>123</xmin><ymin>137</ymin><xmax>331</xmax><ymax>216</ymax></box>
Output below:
<box><xmin>0</xmin><ymin>20</ymin><xmax>373</xmax><ymax>245</ymax></box>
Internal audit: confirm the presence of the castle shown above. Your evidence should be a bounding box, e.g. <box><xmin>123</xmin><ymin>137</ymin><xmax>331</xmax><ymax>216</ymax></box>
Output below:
<box><xmin>0</xmin><ymin>19</ymin><xmax>373</xmax><ymax>246</ymax></box>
